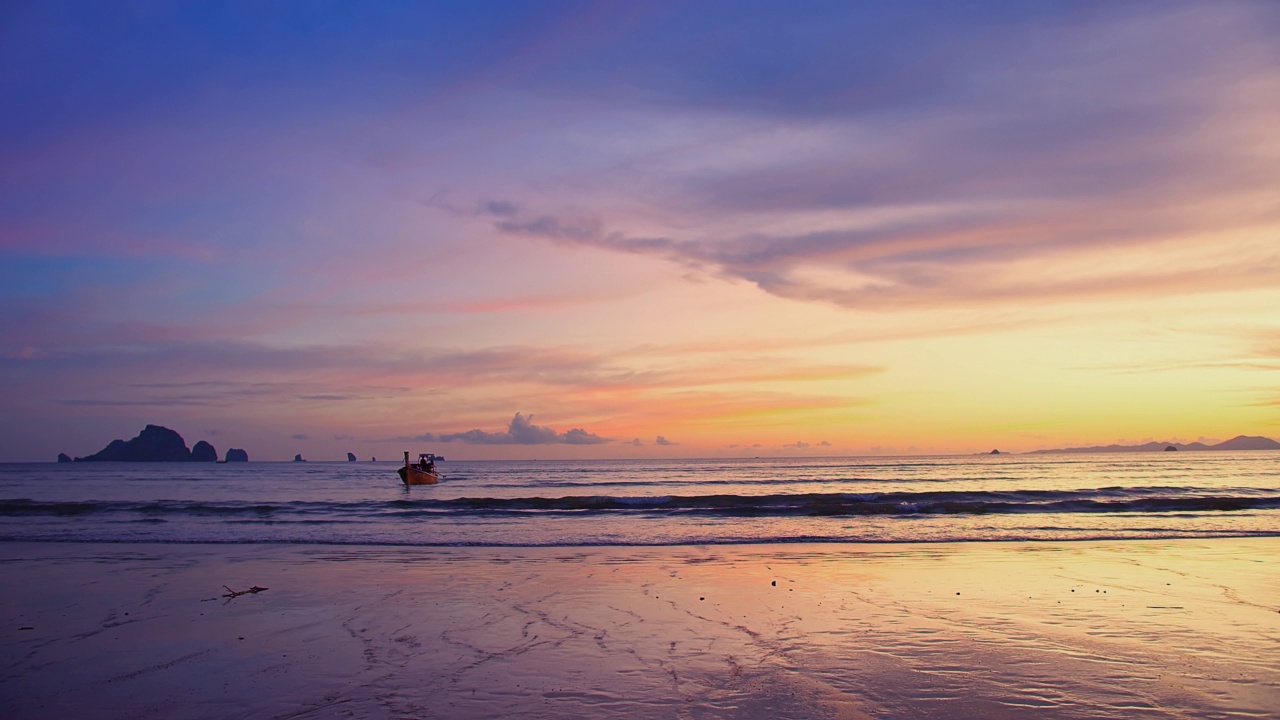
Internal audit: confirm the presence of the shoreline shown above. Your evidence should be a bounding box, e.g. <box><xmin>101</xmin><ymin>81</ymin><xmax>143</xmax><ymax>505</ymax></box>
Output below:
<box><xmin>5</xmin><ymin>532</ymin><xmax>1280</xmax><ymax>547</ymax></box>
<box><xmin>14</xmin><ymin>445</ymin><xmax>1280</xmax><ymax>464</ymax></box>
<box><xmin>3</xmin><ymin>538</ymin><xmax>1278</xmax><ymax>718</ymax></box>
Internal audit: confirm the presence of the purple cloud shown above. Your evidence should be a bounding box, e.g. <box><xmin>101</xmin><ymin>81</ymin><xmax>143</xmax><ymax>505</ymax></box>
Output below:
<box><xmin>469</xmin><ymin>5</ymin><xmax>1280</xmax><ymax>312</ymax></box>
<box><xmin>436</xmin><ymin>412</ymin><xmax>610</xmax><ymax>445</ymax></box>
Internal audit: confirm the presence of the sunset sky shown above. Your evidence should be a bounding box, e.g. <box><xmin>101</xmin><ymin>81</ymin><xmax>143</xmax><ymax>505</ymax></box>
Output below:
<box><xmin>2</xmin><ymin>2</ymin><xmax>1279</xmax><ymax>461</ymax></box>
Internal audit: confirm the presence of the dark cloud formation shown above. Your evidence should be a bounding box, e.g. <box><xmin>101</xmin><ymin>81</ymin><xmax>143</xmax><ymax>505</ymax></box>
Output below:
<box><xmin>655</xmin><ymin>436</ymin><xmax>677</xmax><ymax>446</ymax></box>
<box><xmin>435</xmin><ymin>412</ymin><xmax>610</xmax><ymax>445</ymax></box>
<box><xmin>392</xmin><ymin>432</ymin><xmax>440</xmax><ymax>443</ymax></box>
<box><xmin>481</xmin><ymin>200</ymin><xmax>518</xmax><ymax>217</ymax></box>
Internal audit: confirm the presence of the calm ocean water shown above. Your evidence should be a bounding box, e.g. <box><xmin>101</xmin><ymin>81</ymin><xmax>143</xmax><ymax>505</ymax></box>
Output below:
<box><xmin>1</xmin><ymin>453</ymin><xmax>1277</xmax><ymax>546</ymax></box>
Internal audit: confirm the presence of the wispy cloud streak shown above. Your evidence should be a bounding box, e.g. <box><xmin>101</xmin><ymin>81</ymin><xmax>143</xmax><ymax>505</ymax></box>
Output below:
<box><xmin>472</xmin><ymin>4</ymin><xmax>1280</xmax><ymax>311</ymax></box>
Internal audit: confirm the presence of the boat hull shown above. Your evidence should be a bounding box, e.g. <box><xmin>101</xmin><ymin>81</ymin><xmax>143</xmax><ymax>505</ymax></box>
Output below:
<box><xmin>398</xmin><ymin>466</ymin><xmax>439</xmax><ymax>485</ymax></box>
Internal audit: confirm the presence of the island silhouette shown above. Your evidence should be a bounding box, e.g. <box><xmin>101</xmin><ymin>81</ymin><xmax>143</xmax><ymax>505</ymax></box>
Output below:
<box><xmin>1032</xmin><ymin>435</ymin><xmax>1280</xmax><ymax>454</ymax></box>
<box><xmin>68</xmin><ymin>424</ymin><xmax>248</xmax><ymax>462</ymax></box>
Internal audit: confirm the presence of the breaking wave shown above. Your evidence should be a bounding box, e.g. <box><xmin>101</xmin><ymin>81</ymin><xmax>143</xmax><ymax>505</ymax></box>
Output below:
<box><xmin>4</xmin><ymin>487</ymin><xmax>1278</xmax><ymax>520</ymax></box>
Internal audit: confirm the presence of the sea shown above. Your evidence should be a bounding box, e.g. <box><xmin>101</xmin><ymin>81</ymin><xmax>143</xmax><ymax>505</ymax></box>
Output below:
<box><xmin>2</xmin><ymin>452</ymin><xmax>1278</xmax><ymax>547</ymax></box>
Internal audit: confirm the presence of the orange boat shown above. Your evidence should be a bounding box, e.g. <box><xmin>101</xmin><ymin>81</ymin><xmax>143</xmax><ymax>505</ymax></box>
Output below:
<box><xmin>398</xmin><ymin>451</ymin><xmax>440</xmax><ymax>485</ymax></box>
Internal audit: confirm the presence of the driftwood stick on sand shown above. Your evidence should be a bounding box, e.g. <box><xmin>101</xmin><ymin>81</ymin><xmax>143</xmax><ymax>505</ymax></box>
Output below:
<box><xmin>222</xmin><ymin>585</ymin><xmax>269</xmax><ymax>599</ymax></box>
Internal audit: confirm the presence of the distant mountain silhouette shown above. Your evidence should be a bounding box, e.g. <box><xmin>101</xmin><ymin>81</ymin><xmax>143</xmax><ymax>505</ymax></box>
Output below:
<box><xmin>1212</xmin><ymin>435</ymin><xmax>1280</xmax><ymax>450</ymax></box>
<box><xmin>1033</xmin><ymin>435</ymin><xmax>1280</xmax><ymax>454</ymax></box>
<box><xmin>225</xmin><ymin>448</ymin><xmax>249</xmax><ymax>462</ymax></box>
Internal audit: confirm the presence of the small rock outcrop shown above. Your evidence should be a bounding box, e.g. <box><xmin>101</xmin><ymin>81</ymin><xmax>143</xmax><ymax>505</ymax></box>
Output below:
<box><xmin>75</xmin><ymin>425</ymin><xmax>192</xmax><ymax>462</ymax></box>
<box><xmin>989</xmin><ymin>449</ymin><xmax>1001</xmax><ymax>455</ymax></box>
<box><xmin>347</xmin><ymin>452</ymin><xmax>357</xmax><ymax>462</ymax></box>
<box><xmin>191</xmin><ymin>441</ymin><xmax>218</xmax><ymax>462</ymax></box>
<box><xmin>1165</xmin><ymin>445</ymin><xmax>1178</xmax><ymax>451</ymax></box>
<box><xmin>293</xmin><ymin>454</ymin><xmax>306</xmax><ymax>462</ymax></box>
<box><xmin>225</xmin><ymin>448</ymin><xmax>249</xmax><ymax>462</ymax></box>
<box><xmin>57</xmin><ymin>453</ymin><xmax>72</xmax><ymax>463</ymax></box>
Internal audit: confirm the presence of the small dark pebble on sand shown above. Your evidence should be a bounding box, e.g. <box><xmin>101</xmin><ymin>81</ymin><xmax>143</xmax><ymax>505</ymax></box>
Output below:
<box><xmin>700</xmin><ymin>597</ymin><xmax>704</xmax><ymax>601</ymax></box>
<box><xmin>771</xmin><ymin>581</ymin><xmax>776</xmax><ymax>586</ymax></box>
<box><xmin>19</xmin><ymin>626</ymin><xmax>33</xmax><ymax>631</ymax></box>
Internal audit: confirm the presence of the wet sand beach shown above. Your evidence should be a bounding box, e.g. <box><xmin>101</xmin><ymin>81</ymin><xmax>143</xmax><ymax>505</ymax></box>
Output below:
<box><xmin>3</xmin><ymin>539</ymin><xmax>1278</xmax><ymax>719</ymax></box>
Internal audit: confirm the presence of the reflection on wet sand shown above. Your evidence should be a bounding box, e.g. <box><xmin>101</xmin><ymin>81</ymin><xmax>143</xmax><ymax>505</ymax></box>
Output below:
<box><xmin>2</xmin><ymin>539</ymin><xmax>1277</xmax><ymax>719</ymax></box>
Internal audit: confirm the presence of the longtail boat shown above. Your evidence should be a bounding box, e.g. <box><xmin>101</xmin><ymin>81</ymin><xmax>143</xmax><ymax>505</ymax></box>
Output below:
<box><xmin>398</xmin><ymin>451</ymin><xmax>440</xmax><ymax>485</ymax></box>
